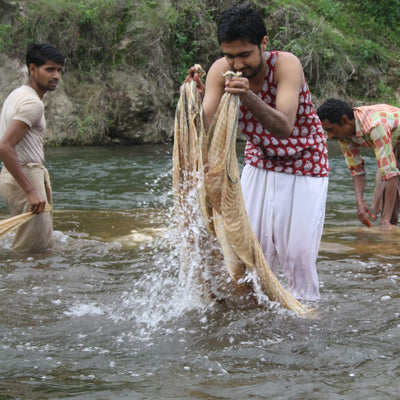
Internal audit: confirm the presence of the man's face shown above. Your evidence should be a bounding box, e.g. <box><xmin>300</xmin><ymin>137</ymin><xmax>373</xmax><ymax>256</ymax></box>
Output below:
<box><xmin>321</xmin><ymin>118</ymin><xmax>354</xmax><ymax>140</ymax></box>
<box><xmin>221</xmin><ymin>39</ymin><xmax>265</xmax><ymax>80</ymax></box>
<box><xmin>30</xmin><ymin>60</ymin><xmax>63</xmax><ymax>92</ymax></box>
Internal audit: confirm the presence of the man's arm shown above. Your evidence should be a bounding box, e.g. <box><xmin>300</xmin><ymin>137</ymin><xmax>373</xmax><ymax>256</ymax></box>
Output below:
<box><xmin>183</xmin><ymin>60</ymin><xmax>227</xmax><ymax>130</ymax></box>
<box><xmin>0</xmin><ymin>119</ymin><xmax>46</xmax><ymax>214</ymax></box>
<box><xmin>353</xmin><ymin>174</ymin><xmax>374</xmax><ymax>227</ymax></box>
<box><xmin>202</xmin><ymin>58</ymin><xmax>229</xmax><ymax>129</ymax></box>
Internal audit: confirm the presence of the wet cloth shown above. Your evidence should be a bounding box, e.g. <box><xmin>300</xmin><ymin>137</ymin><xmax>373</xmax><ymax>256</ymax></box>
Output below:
<box><xmin>373</xmin><ymin>142</ymin><xmax>400</xmax><ymax>224</ymax></box>
<box><xmin>241</xmin><ymin>164</ymin><xmax>328</xmax><ymax>301</ymax></box>
<box><xmin>0</xmin><ymin>164</ymin><xmax>54</xmax><ymax>252</ymax></box>
<box><xmin>239</xmin><ymin>51</ymin><xmax>329</xmax><ymax>177</ymax></box>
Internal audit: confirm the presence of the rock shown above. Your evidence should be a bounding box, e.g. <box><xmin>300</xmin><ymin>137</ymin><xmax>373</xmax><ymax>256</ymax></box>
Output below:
<box><xmin>0</xmin><ymin>54</ymin><xmax>175</xmax><ymax>145</ymax></box>
<box><xmin>0</xmin><ymin>0</ymin><xmax>18</xmax><ymax>24</ymax></box>
<box><xmin>0</xmin><ymin>54</ymin><xmax>26</xmax><ymax>99</ymax></box>
<box><xmin>43</xmin><ymin>87</ymin><xmax>77</xmax><ymax>146</ymax></box>
<box><xmin>106</xmin><ymin>70</ymin><xmax>175</xmax><ymax>144</ymax></box>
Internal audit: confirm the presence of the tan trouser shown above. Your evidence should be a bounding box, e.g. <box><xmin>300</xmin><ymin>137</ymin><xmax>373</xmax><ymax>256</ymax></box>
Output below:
<box><xmin>373</xmin><ymin>144</ymin><xmax>400</xmax><ymax>224</ymax></box>
<box><xmin>0</xmin><ymin>164</ymin><xmax>54</xmax><ymax>252</ymax></box>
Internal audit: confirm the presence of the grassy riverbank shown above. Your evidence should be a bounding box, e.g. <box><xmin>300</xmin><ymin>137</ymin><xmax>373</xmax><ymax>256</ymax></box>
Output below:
<box><xmin>0</xmin><ymin>0</ymin><xmax>399</xmax><ymax>144</ymax></box>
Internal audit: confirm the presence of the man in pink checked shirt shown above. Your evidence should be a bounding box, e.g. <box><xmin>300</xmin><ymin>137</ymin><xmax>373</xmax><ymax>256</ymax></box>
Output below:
<box><xmin>317</xmin><ymin>98</ymin><xmax>400</xmax><ymax>230</ymax></box>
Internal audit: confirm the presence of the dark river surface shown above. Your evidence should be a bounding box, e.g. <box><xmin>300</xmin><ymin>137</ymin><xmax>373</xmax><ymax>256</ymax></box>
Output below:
<box><xmin>0</xmin><ymin>143</ymin><xmax>399</xmax><ymax>400</ymax></box>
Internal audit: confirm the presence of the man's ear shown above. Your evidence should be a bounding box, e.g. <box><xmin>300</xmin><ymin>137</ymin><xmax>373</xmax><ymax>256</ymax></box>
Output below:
<box><xmin>28</xmin><ymin>63</ymin><xmax>37</xmax><ymax>76</ymax></box>
<box><xmin>341</xmin><ymin>115</ymin><xmax>350</xmax><ymax>125</ymax></box>
<box><xmin>261</xmin><ymin>36</ymin><xmax>268</xmax><ymax>51</ymax></box>
<box><xmin>341</xmin><ymin>114</ymin><xmax>356</xmax><ymax>135</ymax></box>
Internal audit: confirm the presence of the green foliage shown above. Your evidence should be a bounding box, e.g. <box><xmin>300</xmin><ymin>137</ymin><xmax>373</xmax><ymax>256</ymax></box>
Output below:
<box><xmin>0</xmin><ymin>24</ymin><xmax>12</xmax><ymax>52</ymax></box>
<box><xmin>347</xmin><ymin>0</ymin><xmax>400</xmax><ymax>35</ymax></box>
<box><xmin>263</xmin><ymin>0</ymin><xmax>399</xmax><ymax>102</ymax></box>
<box><xmin>2</xmin><ymin>0</ymin><xmax>399</xmax><ymax>144</ymax></box>
<box><xmin>11</xmin><ymin>0</ymin><xmax>129</xmax><ymax>69</ymax></box>
<box><xmin>377</xmin><ymin>79</ymin><xmax>397</xmax><ymax>103</ymax></box>
<box><xmin>312</xmin><ymin>0</ymin><xmax>341</xmax><ymax>21</ymax></box>
<box><xmin>170</xmin><ymin>0</ymin><xmax>219</xmax><ymax>82</ymax></box>
<box><xmin>76</xmin><ymin>116</ymin><xmax>94</xmax><ymax>145</ymax></box>
<box><xmin>123</xmin><ymin>0</ymin><xmax>178</xmax><ymax>68</ymax></box>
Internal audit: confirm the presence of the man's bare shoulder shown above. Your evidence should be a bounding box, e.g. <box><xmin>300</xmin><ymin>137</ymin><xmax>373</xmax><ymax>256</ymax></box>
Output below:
<box><xmin>207</xmin><ymin>57</ymin><xmax>231</xmax><ymax>82</ymax></box>
<box><xmin>275</xmin><ymin>51</ymin><xmax>304</xmax><ymax>85</ymax></box>
<box><xmin>276</xmin><ymin>51</ymin><xmax>302</xmax><ymax>67</ymax></box>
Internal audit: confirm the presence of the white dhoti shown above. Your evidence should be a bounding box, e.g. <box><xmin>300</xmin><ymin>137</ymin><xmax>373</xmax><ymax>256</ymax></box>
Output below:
<box><xmin>0</xmin><ymin>164</ymin><xmax>54</xmax><ymax>252</ymax></box>
<box><xmin>241</xmin><ymin>164</ymin><xmax>328</xmax><ymax>301</ymax></box>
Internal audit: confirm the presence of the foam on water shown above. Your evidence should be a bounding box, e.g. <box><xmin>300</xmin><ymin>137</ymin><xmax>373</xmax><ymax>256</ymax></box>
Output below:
<box><xmin>64</xmin><ymin>303</ymin><xmax>105</xmax><ymax>317</ymax></box>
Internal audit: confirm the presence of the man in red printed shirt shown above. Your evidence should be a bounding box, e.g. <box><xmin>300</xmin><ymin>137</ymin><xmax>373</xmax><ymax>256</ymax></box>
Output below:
<box><xmin>185</xmin><ymin>5</ymin><xmax>329</xmax><ymax>301</ymax></box>
<box><xmin>317</xmin><ymin>98</ymin><xmax>400</xmax><ymax>230</ymax></box>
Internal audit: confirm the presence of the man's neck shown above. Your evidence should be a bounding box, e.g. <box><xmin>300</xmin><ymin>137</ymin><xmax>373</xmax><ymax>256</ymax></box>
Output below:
<box><xmin>26</xmin><ymin>79</ymin><xmax>46</xmax><ymax>99</ymax></box>
<box><xmin>249</xmin><ymin>55</ymin><xmax>267</xmax><ymax>94</ymax></box>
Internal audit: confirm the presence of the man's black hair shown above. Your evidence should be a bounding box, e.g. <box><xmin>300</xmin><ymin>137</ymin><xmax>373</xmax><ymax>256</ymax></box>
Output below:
<box><xmin>26</xmin><ymin>41</ymin><xmax>66</xmax><ymax>69</ymax></box>
<box><xmin>217</xmin><ymin>4</ymin><xmax>268</xmax><ymax>45</ymax></box>
<box><xmin>316</xmin><ymin>98</ymin><xmax>354</xmax><ymax>124</ymax></box>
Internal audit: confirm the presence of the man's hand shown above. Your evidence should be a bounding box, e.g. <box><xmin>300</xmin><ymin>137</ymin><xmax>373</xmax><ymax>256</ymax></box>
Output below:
<box><xmin>224</xmin><ymin>74</ymin><xmax>250</xmax><ymax>99</ymax></box>
<box><xmin>183</xmin><ymin>65</ymin><xmax>206</xmax><ymax>96</ymax></box>
<box><xmin>356</xmin><ymin>197</ymin><xmax>375</xmax><ymax>227</ymax></box>
<box><xmin>353</xmin><ymin>174</ymin><xmax>375</xmax><ymax>227</ymax></box>
<box><xmin>26</xmin><ymin>189</ymin><xmax>46</xmax><ymax>214</ymax></box>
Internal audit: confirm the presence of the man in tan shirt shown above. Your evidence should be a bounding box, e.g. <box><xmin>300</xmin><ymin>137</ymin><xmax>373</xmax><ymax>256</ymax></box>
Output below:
<box><xmin>0</xmin><ymin>42</ymin><xmax>65</xmax><ymax>252</ymax></box>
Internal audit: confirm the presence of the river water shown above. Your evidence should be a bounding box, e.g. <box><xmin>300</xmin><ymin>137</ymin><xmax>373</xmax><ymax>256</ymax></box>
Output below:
<box><xmin>0</xmin><ymin>143</ymin><xmax>399</xmax><ymax>400</ymax></box>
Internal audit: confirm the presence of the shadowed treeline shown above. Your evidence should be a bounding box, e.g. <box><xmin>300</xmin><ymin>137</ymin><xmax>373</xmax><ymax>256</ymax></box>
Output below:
<box><xmin>0</xmin><ymin>0</ymin><xmax>399</xmax><ymax>145</ymax></box>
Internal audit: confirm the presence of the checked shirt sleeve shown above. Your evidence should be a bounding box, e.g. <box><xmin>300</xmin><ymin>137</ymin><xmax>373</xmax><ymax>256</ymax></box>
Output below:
<box><xmin>369</xmin><ymin>120</ymin><xmax>400</xmax><ymax>180</ymax></box>
<box><xmin>338</xmin><ymin>139</ymin><xmax>365</xmax><ymax>176</ymax></box>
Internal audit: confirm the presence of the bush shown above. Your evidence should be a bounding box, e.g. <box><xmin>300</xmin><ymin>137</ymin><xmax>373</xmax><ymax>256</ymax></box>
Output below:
<box><xmin>1</xmin><ymin>0</ymin><xmax>399</xmax><ymax>144</ymax></box>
